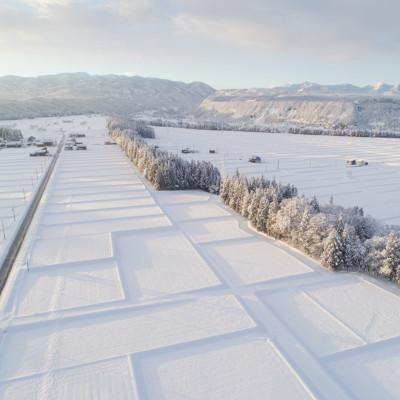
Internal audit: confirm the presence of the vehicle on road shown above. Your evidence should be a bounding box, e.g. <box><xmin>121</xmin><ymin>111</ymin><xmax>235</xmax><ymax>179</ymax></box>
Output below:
<box><xmin>249</xmin><ymin>155</ymin><xmax>262</xmax><ymax>163</ymax></box>
<box><xmin>346</xmin><ymin>159</ymin><xmax>368</xmax><ymax>167</ymax></box>
<box><xmin>30</xmin><ymin>147</ymin><xmax>49</xmax><ymax>157</ymax></box>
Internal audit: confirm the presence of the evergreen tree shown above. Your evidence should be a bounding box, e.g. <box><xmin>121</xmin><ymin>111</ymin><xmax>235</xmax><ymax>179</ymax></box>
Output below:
<box><xmin>256</xmin><ymin>197</ymin><xmax>270</xmax><ymax>232</ymax></box>
<box><xmin>248</xmin><ymin>189</ymin><xmax>263</xmax><ymax>226</ymax></box>
<box><xmin>381</xmin><ymin>232</ymin><xmax>400</xmax><ymax>280</ymax></box>
<box><xmin>266</xmin><ymin>196</ymin><xmax>280</xmax><ymax>238</ymax></box>
<box><xmin>321</xmin><ymin>226</ymin><xmax>346</xmax><ymax>271</ymax></box>
<box><xmin>220</xmin><ymin>177</ymin><xmax>232</xmax><ymax>204</ymax></box>
<box><xmin>240</xmin><ymin>190</ymin><xmax>251</xmax><ymax>218</ymax></box>
<box><xmin>297</xmin><ymin>208</ymin><xmax>312</xmax><ymax>251</ymax></box>
<box><xmin>342</xmin><ymin>225</ymin><xmax>366</xmax><ymax>271</ymax></box>
<box><xmin>309</xmin><ymin>196</ymin><xmax>320</xmax><ymax>213</ymax></box>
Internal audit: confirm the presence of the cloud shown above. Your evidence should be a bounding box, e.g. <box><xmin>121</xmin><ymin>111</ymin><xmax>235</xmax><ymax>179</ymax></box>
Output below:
<box><xmin>0</xmin><ymin>0</ymin><xmax>399</xmax><ymax>84</ymax></box>
<box><xmin>0</xmin><ymin>0</ymin><xmax>163</xmax><ymax>51</ymax></box>
<box><xmin>2</xmin><ymin>0</ymin><xmax>399</xmax><ymax>60</ymax></box>
<box><xmin>173</xmin><ymin>0</ymin><xmax>400</xmax><ymax>60</ymax></box>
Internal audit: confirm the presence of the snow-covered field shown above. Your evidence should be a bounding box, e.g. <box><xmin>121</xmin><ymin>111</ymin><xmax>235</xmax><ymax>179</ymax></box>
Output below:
<box><xmin>1</xmin><ymin>116</ymin><xmax>400</xmax><ymax>399</ymax></box>
<box><xmin>151</xmin><ymin>126</ymin><xmax>400</xmax><ymax>224</ymax></box>
<box><xmin>0</xmin><ymin>147</ymin><xmax>49</xmax><ymax>252</ymax></box>
<box><xmin>0</xmin><ymin>115</ymin><xmax>101</xmax><ymax>256</ymax></box>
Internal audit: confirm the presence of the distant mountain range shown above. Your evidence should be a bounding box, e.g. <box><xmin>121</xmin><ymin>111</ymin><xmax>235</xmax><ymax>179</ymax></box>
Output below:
<box><xmin>1</xmin><ymin>75</ymin><xmax>400</xmax><ymax>133</ymax></box>
<box><xmin>0</xmin><ymin>73</ymin><xmax>214</xmax><ymax>120</ymax></box>
<box><xmin>211</xmin><ymin>82</ymin><xmax>400</xmax><ymax>99</ymax></box>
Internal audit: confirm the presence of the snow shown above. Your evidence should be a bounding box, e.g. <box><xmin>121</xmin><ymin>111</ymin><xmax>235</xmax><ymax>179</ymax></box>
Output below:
<box><xmin>163</xmin><ymin>202</ymin><xmax>230</xmax><ymax>222</ymax></box>
<box><xmin>114</xmin><ymin>228</ymin><xmax>221</xmax><ymax>301</ymax></box>
<box><xmin>45</xmin><ymin>197</ymin><xmax>155</xmax><ymax>213</ymax></box>
<box><xmin>151</xmin><ymin>126</ymin><xmax>400</xmax><ymax>223</ymax></box>
<box><xmin>0</xmin><ymin>295</ymin><xmax>254</xmax><ymax>382</ymax></box>
<box><xmin>326</xmin><ymin>341</ymin><xmax>400</xmax><ymax>399</ymax></box>
<box><xmin>0</xmin><ymin>357</ymin><xmax>138</xmax><ymax>400</ymax></box>
<box><xmin>15</xmin><ymin>259</ymin><xmax>124</xmax><ymax>317</ymax></box>
<box><xmin>203</xmin><ymin>239</ymin><xmax>313</xmax><ymax>286</ymax></box>
<box><xmin>0</xmin><ymin>114</ymin><xmax>100</xmax><ymax>257</ymax></box>
<box><xmin>263</xmin><ymin>287</ymin><xmax>366</xmax><ymax>357</ymax></box>
<box><xmin>179</xmin><ymin>218</ymin><xmax>252</xmax><ymax>243</ymax></box>
<box><xmin>0</xmin><ymin>74</ymin><xmax>214</xmax><ymax>120</ymax></box>
<box><xmin>306</xmin><ymin>279</ymin><xmax>400</xmax><ymax>342</ymax></box>
<box><xmin>0</xmin><ymin>148</ymin><xmax>50</xmax><ymax>254</ymax></box>
<box><xmin>1</xmin><ymin>115</ymin><xmax>400</xmax><ymax>399</ymax></box>
<box><xmin>29</xmin><ymin>233</ymin><xmax>113</xmax><ymax>267</ymax></box>
<box><xmin>41</xmin><ymin>205</ymin><xmax>162</xmax><ymax>225</ymax></box>
<box><xmin>198</xmin><ymin>83</ymin><xmax>400</xmax><ymax>131</ymax></box>
<box><xmin>139</xmin><ymin>333</ymin><xmax>315</xmax><ymax>400</ymax></box>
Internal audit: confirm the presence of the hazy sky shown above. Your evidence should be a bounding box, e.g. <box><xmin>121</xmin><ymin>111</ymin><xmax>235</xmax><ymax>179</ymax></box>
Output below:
<box><xmin>1</xmin><ymin>0</ymin><xmax>399</xmax><ymax>88</ymax></box>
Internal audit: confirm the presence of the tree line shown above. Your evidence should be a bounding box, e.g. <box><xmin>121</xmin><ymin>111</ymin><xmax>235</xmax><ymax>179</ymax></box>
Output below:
<box><xmin>221</xmin><ymin>173</ymin><xmax>400</xmax><ymax>283</ymax></box>
<box><xmin>288</xmin><ymin>127</ymin><xmax>400</xmax><ymax>138</ymax></box>
<box><xmin>109</xmin><ymin>117</ymin><xmax>400</xmax><ymax>286</ymax></box>
<box><xmin>147</xmin><ymin>118</ymin><xmax>400</xmax><ymax>138</ymax></box>
<box><xmin>0</xmin><ymin>127</ymin><xmax>23</xmax><ymax>141</ymax></box>
<box><xmin>109</xmin><ymin>120</ymin><xmax>220</xmax><ymax>193</ymax></box>
<box><xmin>107</xmin><ymin>117</ymin><xmax>156</xmax><ymax>138</ymax></box>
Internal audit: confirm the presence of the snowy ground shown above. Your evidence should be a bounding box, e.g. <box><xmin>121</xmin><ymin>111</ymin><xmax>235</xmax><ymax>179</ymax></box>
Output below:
<box><xmin>0</xmin><ymin>147</ymin><xmax>49</xmax><ymax>252</ymax></box>
<box><xmin>151</xmin><ymin>126</ymin><xmax>400</xmax><ymax>224</ymax></box>
<box><xmin>1</xmin><ymin>116</ymin><xmax>400</xmax><ymax>399</ymax></box>
<box><xmin>0</xmin><ymin>115</ymin><xmax>100</xmax><ymax>256</ymax></box>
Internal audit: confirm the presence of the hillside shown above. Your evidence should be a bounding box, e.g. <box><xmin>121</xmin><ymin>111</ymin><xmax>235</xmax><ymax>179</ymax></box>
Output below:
<box><xmin>198</xmin><ymin>83</ymin><xmax>400</xmax><ymax>132</ymax></box>
<box><xmin>0</xmin><ymin>73</ymin><xmax>214</xmax><ymax>120</ymax></box>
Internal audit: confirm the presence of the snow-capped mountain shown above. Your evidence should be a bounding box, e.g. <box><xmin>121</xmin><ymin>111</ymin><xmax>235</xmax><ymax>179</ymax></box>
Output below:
<box><xmin>198</xmin><ymin>82</ymin><xmax>400</xmax><ymax>131</ymax></box>
<box><xmin>0</xmin><ymin>73</ymin><xmax>215</xmax><ymax>120</ymax></box>
<box><xmin>208</xmin><ymin>82</ymin><xmax>400</xmax><ymax>99</ymax></box>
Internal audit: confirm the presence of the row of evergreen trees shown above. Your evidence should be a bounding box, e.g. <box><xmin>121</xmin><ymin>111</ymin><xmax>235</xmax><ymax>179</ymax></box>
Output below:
<box><xmin>288</xmin><ymin>127</ymin><xmax>400</xmax><ymax>138</ymax></box>
<box><xmin>107</xmin><ymin>117</ymin><xmax>156</xmax><ymax>138</ymax></box>
<box><xmin>110</xmin><ymin>125</ymin><xmax>220</xmax><ymax>193</ymax></box>
<box><xmin>221</xmin><ymin>174</ymin><xmax>400</xmax><ymax>283</ymax></box>
<box><xmin>148</xmin><ymin>118</ymin><xmax>400</xmax><ymax>138</ymax></box>
<box><xmin>149</xmin><ymin>118</ymin><xmax>281</xmax><ymax>133</ymax></box>
<box><xmin>0</xmin><ymin>127</ymin><xmax>23</xmax><ymax>141</ymax></box>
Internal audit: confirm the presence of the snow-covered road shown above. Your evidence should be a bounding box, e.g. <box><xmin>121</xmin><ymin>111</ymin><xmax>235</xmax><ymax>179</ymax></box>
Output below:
<box><xmin>1</xmin><ymin>116</ymin><xmax>400</xmax><ymax>399</ymax></box>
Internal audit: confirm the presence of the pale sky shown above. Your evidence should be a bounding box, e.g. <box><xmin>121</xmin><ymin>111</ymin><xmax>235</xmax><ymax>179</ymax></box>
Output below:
<box><xmin>1</xmin><ymin>0</ymin><xmax>399</xmax><ymax>88</ymax></box>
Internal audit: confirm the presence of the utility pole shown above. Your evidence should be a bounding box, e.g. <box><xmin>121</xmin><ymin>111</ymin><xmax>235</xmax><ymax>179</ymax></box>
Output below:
<box><xmin>1</xmin><ymin>220</ymin><xmax>5</xmax><ymax>240</ymax></box>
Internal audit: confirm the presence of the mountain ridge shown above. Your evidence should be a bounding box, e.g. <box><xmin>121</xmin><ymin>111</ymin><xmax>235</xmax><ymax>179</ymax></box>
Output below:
<box><xmin>198</xmin><ymin>82</ymin><xmax>400</xmax><ymax>132</ymax></box>
<box><xmin>1</xmin><ymin>74</ymin><xmax>400</xmax><ymax>133</ymax></box>
<box><xmin>0</xmin><ymin>73</ymin><xmax>214</xmax><ymax>120</ymax></box>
